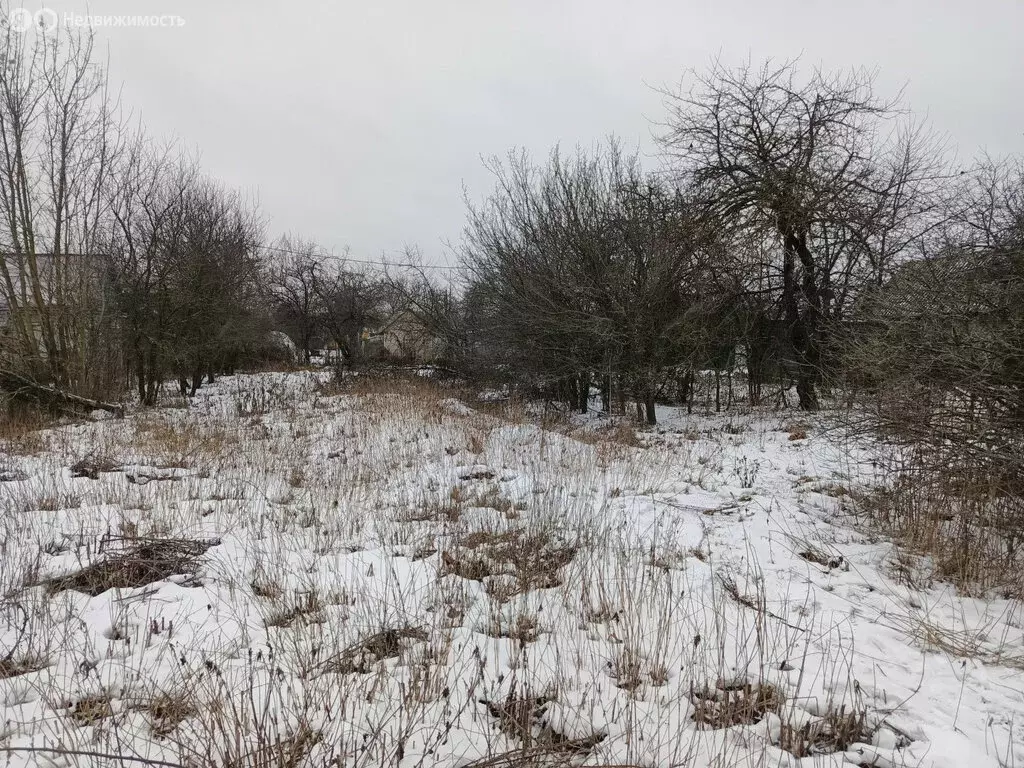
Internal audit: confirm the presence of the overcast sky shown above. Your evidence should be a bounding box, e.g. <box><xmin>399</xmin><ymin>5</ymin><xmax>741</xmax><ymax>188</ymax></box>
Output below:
<box><xmin>20</xmin><ymin>0</ymin><xmax>1024</xmax><ymax>265</ymax></box>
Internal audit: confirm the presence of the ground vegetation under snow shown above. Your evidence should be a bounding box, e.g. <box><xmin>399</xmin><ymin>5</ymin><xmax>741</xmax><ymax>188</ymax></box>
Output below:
<box><xmin>0</xmin><ymin>372</ymin><xmax>1021</xmax><ymax>768</ymax></box>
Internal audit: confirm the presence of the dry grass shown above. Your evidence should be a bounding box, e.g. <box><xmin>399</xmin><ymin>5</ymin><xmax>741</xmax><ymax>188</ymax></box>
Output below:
<box><xmin>777</xmin><ymin>704</ymin><xmax>872</xmax><ymax>757</ymax></box>
<box><xmin>33</xmin><ymin>491</ymin><xmax>81</xmax><ymax>511</ymax></box>
<box><xmin>441</xmin><ymin>528</ymin><xmax>577</xmax><ymax>602</ymax></box>
<box><xmin>569</xmin><ymin>420</ymin><xmax>645</xmax><ymax>448</ymax></box>
<box><xmin>610</xmin><ymin>647</ymin><xmax>665</xmax><ymax>691</ymax></box>
<box><xmin>886</xmin><ymin>610</ymin><xmax>1024</xmax><ymax>669</ymax></box>
<box><xmin>857</xmin><ymin>478</ymin><xmax>1024</xmax><ymax>598</ymax></box>
<box><xmin>484</xmin><ymin>691</ymin><xmax>605</xmax><ymax>754</ymax></box>
<box><xmin>286</xmin><ymin>466</ymin><xmax>305</xmax><ymax>488</ymax></box>
<box><xmin>66</xmin><ymin>694</ymin><xmax>115</xmax><ymax>726</ymax></box>
<box><xmin>41</xmin><ymin>536</ymin><xmax>218</xmax><ymax>596</ymax></box>
<box><xmin>319</xmin><ymin>626</ymin><xmax>428</xmax><ymax>674</ymax></box>
<box><xmin>467</xmin><ymin>430</ymin><xmax>486</xmax><ymax>454</ymax></box>
<box><xmin>138</xmin><ymin>690</ymin><xmax>199</xmax><ymax>737</ymax></box>
<box><xmin>330</xmin><ymin>371</ymin><xmax>469</xmax><ymax>413</ymax></box>
<box><xmin>229</xmin><ymin>724</ymin><xmax>322</xmax><ymax>768</ymax></box>
<box><xmin>690</xmin><ymin>681</ymin><xmax>783</xmax><ymax>728</ymax></box>
<box><xmin>250</xmin><ymin>576</ymin><xmax>285</xmax><ymax>600</ymax></box>
<box><xmin>402</xmin><ymin>489</ymin><xmax>463</xmax><ymax>523</ymax></box>
<box><xmin>0</xmin><ymin>372</ymin><xmax>956</xmax><ymax>767</ymax></box>
<box><xmin>793</xmin><ymin>537</ymin><xmax>845</xmax><ymax>570</ymax></box>
<box><xmin>206</xmin><ymin>720</ymin><xmax>322</xmax><ymax>768</ymax></box>
<box><xmin>131</xmin><ymin>417</ymin><xmax>238</xmax><ymax>469</ymax></box>
<box><xmin>485</xmin><ymin>612</ymin><xmax>540</xmax><ymax>643</ymax></box>
<box><xmin>0</xmin><ymin>405</ymin><xmax>51</xmax><ymax>455</ymax></box>
<box><xmin>264</xmin><ymin>591</ymin><xmax>324</xmax><ymax>629</ymax></box>
<box><xmin>0</xmin><ymin>652</ymin><xmax>47</xmax><ymax>679</ymax></box>
<box><xmin>467</xmin><ymin>486</ymin><xmax>519</xmax><ymax>517</ymax></box>
<box><xmin>459</xmin><ymin>744</ymin><xmax>602</xmax><ymax>768</ymax></box>
<box><xmin>718</xmin><ymin>575</ymin><xmax>760</xmax><ymax>612</ymax></box>
<box><xmin>69</xmin><ymin>454</ymin><xmax>121</xmax><ymax>479</ymax></box>
<box><xmin>486</xmin><ymin>692</ymin><xmax>551</xmax><ymax>745</ymax></box>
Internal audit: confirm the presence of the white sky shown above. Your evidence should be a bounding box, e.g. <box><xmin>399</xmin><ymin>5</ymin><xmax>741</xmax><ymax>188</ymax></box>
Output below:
<box><xmin>16</xmin><ymin>0</ymin><xmax>1024</xmax><ymax>265</ymax></box>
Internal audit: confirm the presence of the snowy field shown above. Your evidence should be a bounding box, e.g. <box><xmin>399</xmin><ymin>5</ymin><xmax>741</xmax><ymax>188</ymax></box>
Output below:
<box><xmin>0</xmin><ymin>371</ymin><xmax>1021</xmax><ymax>768</ymax></box>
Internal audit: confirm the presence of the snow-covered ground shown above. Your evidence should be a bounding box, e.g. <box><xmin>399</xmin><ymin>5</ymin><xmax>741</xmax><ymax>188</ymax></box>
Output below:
<box><xmin>0</xmin><ymin>371</ymin><xmax>1021</xmax><ymax>768</ymax></box>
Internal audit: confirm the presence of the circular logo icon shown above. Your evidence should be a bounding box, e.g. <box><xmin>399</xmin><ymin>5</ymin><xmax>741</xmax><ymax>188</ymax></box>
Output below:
<box><xmin>8</xmin><ymin>7</ymin><xmax>34</xmax><ymax>32</ymax></box>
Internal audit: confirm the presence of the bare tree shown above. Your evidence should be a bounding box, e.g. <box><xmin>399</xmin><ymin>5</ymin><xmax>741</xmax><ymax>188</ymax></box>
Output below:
<box><xmin>382</xmin><ymin>251</ymin><xmax>465</xmax><ymax>372</ymax></box>
<box><xmin>843</xmin><ymin>156</ymin><xmax>1024</xmax><ymax>581</ymax></box>
<box><xmin>0</xmin><ymin>19</ymin><xmax>123</xmax><ymax>396</ymax></box>
<box><xmin>462</xmin><ymin>141</ymin><xmax>721</xmax><ymax>423</ymax></box>
<box><xmin>267</xmin><ymin>236</ymin><xmax>328</xmax><ymax>364</ymax></box>
<box><xmin>108</xmin><ymin>141</ymin><xmax>264</xmax><ymax>403</ymax></box>
<box><xmin>463</xmin><ymin>144</ymin><xmax>625</xmax><ymax>409</ymax></box>
<box><xmin>107</xmin><ymin>140</ymin><xmax>195</xmax><ymax>403</ymax></box>
<box><xmin>318</xmin><ymin>263</ymin><xmax>383</xmax><ymax>368</ymax></box>
<box><xmin>167</xmin><ymin>180</ymin><xmax>265</xmax><ymax>393</ymax></box>
<box><xmin>659</xmin><ymin>59</ymin><xmax>946</xmax><ymax>409</ymax></box>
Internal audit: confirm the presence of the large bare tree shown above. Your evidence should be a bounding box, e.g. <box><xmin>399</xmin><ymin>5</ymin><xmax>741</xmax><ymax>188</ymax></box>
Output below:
<box><xmin>267</xmin><ymin>236</ymin><xmax>328</xmax><ymax>364</ymax></box>
<box><xmin>462</xmin><ymin>140</ymin><xmax>720</xmax><ymax>423</ymax></box>
<box><xmin>0</xmin><ymin>20</ymin><xmax>122</xmax><ymax>395</ymax></box>
<box><xmin>659</xmin><ymin>59</ymin><xmax>946</xmax><ymax>409</ymax></box>
<box><xmin>108</xmin><ymin>141</ymin><xmax>265</xmax><ymax>403</ymax></box>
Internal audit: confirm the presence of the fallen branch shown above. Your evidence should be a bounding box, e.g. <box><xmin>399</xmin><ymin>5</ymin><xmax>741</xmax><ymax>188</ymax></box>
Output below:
<box><xmin>0</xmin><ymin>746</ymin><xmax>182</xmax><ymax>767</ymax></box>
<box><xmin>0</xmin><ymin>369</ymin><xmax>123</xmax><ymax>417</ymax></box>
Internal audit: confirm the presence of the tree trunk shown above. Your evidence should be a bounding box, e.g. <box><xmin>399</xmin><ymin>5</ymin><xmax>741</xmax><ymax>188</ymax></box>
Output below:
<box><xmin>681</xmin><ymin>369</ymin><xmax>694</xmax><ymax>414</ymax></box>
<box><xmin>747</xmin><ymin>329</ymin><xmax>767</xmax><ymax>407</ymax></box>
<box><xmin>145</xmin><ymin>348</ymin><xmax>160</xmax><ymax>406</ymax></box>
<box><xmin>781</xmin><ymin>228</ymin><xmax>822</xmax><ymax>411</ymax></box>
<box><xmin>644</xmin><ymin>387</ymin><xmax>657</xmax><ymax>426</ymax></box>
<box><xmin>796</xmin><ymin>375</ymin><xmax>819</xmax><ymax>411</ymax></box>
<box><xmin>748</xmin><ymin>369</ymin><xmax>762</xmax><ymax>407</ymax></box>
<box><xmin>136</xmin><ymin>351</ymin><xmax>147</xmax><ymax>404</ymax></box>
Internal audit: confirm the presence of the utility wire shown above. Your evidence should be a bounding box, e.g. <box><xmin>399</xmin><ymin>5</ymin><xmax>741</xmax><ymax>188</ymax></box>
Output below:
<box><xmin>256</xmin><ymin>243</ymin><xmax>469</xmax><ymax>272</ymax></box>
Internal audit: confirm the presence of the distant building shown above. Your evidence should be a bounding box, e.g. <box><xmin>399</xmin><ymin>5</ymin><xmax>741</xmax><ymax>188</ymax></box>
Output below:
<box><xmin>363</xmin><ymin>310</ymin><xmax>444</xmax><ymax>363</ymax></box>
<box><xmin>0</xmin><ymin>252</ymin><xmax>114</xmax><ymax>363</ymax></box>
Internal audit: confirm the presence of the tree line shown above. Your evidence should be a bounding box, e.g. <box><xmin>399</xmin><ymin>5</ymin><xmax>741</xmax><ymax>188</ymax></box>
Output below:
<box><xmin>0</xmin><ymin>24</ymin><xmax>400</xmax><ymax>407</ymax></box>
<box><xmin>1</xmin><ymin>21</ymin><xmax>1020</xmax><ymax>449</ymax></box>
<box><xmin>453</xmin><ymin>60</ymin><xmax>1020</xmax><ymax>427</ymax></box>
<box><xmin>447</xmin><ymin>58</ymin><xmax>1023</xmax><ymax>559</ymax></box>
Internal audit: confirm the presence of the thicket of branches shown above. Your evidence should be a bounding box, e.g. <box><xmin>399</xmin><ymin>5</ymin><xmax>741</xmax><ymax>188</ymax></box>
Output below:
<box><xmin>453</xmin><ymin>58</ymin><xmax>1023</xmax><ymax>579</ymax></box>
<box><xmin>0</xmin><ymin>22</ymin><xmax>388</xmax><ymax>407</ymax></box>
<box><xmin>0</xmin><ymin>23</ymin><xmax>275</xmax><ymax>406</ymax></box>
<box><xmin>458</xmin><ymin>61</ymin><xmax>953</xmax><ymax>421</ymax></box>
<box><xmin>108</xmin><ymin>146</ymin><xmax>267</xmax><ymax>404</ymax></box>
<box><xmin>0</xmin><ymin>20</ymin><xmax>1021</xmax><ymax>587</ymax></box>
<box><xmin>266</xmin><ymin>236</ymin><xmax>388</xmax><ymax>367</ymax></box>
<box><xmin>842</xmin><ymin>159</ymin><xmax>1024</xmax><ymax>584</ymax></box>
<box><xmin>461</xmin><ymin>142</ymin><xmax>729</xmax><ymax>423</ymax></box>
<box><xmin>0</xmin><ymin>24</ymin><xmax>121</xmax><ymax>399</ymax></box>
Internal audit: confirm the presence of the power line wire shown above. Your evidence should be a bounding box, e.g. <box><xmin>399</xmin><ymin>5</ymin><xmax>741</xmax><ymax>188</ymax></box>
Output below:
<box><xmin>256</xmin><ymin>243</ymin><xmax>469</xmax><ymax>272</ymax></box>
